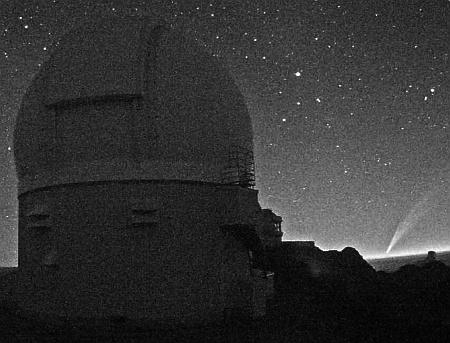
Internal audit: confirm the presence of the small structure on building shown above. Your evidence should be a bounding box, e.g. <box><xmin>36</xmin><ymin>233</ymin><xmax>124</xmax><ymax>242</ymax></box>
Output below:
<box><xmin>259</xmin><ymin>209</ymin><xmax>283</xmax><ymax>248</ymax></box>
<box><xmin>424</xmin><ymin>250</ymin><xmax>437</xmax><ymax>263</ymax></box>
<box><xmin>11</xmin><ymin>15</ymin><xmax>282</xmax><ymax>325</ymax></box>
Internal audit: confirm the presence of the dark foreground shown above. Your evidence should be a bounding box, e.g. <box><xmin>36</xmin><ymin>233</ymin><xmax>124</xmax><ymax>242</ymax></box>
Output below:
<box><xmin>1</xmin><ymin>249</ymin><xmax>450</xmax><ymax>342</ymax></box>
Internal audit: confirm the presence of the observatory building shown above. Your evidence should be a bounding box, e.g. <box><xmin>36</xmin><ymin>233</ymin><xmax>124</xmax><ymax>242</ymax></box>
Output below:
<box><xmin>13</xmin><ymin>16</ymin><xmax>282</xmax><ymax>324</ymax></box>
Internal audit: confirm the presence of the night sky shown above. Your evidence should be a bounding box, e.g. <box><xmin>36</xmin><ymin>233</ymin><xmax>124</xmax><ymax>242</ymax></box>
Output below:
<box><xmin>1</xmin><ymin>0</ymin><xmax>449</xmax><ymax>265</ymax></box>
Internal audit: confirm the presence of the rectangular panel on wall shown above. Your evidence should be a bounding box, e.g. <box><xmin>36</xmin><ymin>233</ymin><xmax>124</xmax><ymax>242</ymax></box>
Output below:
<box><xmin>25</xmin><ymin>204</ymin><xmax>51</xmax><ymax>231</ymax></box>
<box><xmin>129</xmin><ymin>199</ymin><xmax>159</xmax><ymax>229</ymax></box>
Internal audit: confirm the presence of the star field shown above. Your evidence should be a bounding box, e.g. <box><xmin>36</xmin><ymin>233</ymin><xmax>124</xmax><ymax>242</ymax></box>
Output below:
<box><xmin>0</xmin><ymin>0</ymin><xmax>449</xmax><ymax>264</ymax></box>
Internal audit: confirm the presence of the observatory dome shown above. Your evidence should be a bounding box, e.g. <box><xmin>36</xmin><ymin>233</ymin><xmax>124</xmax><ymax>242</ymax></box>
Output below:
<box><xmin>14</xmin><ymin>16</ymin><xmax>253</xmax><ymax>194</ymax></box>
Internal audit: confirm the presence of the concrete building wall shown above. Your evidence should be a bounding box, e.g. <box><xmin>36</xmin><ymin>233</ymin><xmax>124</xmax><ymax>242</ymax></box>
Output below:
<box><xmin>16</xmin><ymin>181</ymin><xmax>260</xmax><ymax>323</ymax></box>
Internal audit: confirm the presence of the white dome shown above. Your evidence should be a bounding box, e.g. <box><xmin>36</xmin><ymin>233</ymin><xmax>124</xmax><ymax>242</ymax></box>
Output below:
<box><xmin>14</xmin><ymin>16</ymin><xmax>254</xmax><ymax>194</ymax></box>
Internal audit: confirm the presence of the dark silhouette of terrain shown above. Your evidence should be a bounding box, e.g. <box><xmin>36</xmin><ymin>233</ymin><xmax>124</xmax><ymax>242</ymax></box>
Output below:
<box><xmin>265</xmin><ymin>245</ymin><xmax>450</xmax><ymax>343</ymax></box>
<box><xmin>1</xmin><ymin>246</ymin><xmax>450</xmax><ymax>342</ymax></box>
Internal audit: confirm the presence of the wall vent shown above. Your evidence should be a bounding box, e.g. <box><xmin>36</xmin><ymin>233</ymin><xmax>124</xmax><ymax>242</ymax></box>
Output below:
<box><xmin>130</xmin><ymin>200</ymin><xmax>159</xmax><ymax>228</ymax></box>
<box><xmin>25</xmin><ymin>204</ymin><xmax>51</xmax><ymax>230</ymax></box>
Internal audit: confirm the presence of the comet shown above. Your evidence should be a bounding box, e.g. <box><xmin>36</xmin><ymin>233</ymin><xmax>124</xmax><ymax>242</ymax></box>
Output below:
<box><xmin>386</xmin><ymin>190</ymin><xmax>435</xmax><ymax>254</ymax></box>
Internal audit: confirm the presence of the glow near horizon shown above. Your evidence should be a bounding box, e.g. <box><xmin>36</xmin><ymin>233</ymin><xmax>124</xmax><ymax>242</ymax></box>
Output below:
<box><xmin>365</xmin><ymin>246</ymin><xmax>450</xmax><ymax>260</ymax></box>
